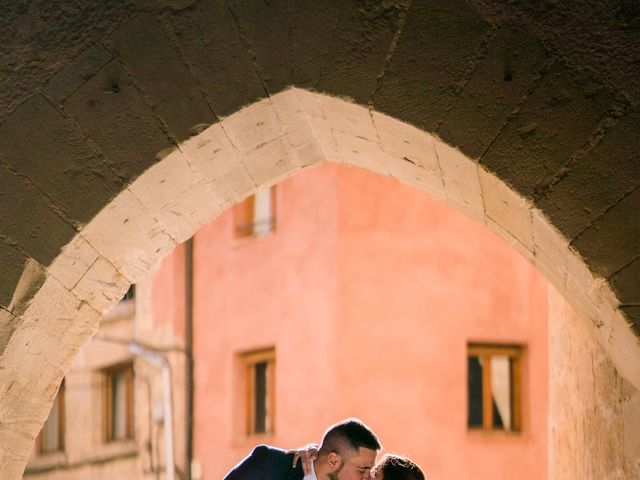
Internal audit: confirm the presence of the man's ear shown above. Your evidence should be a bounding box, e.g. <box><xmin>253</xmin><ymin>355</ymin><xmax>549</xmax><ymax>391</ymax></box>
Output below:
<box><xmin>327</xmin><ymin>452</ymin><xmax>342</xmax><ymax>472</ymax></box>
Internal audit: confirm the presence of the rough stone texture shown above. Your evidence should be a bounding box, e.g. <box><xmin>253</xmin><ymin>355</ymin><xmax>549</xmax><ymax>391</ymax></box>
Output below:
<box><xmin>373</xmin><ymin>0</ymin><xmax>489</xmax><ymax>132</ymax></box>
<box><xmin>468</xmin><ymin>0</ymin><xmax>640</xmax><ymax>109</ymax></box>
<box><xmin>0</xmin><ymin>240</ymin><xmax>32</xmax><ymax>308</ymax></box>
<box><xmin>43</xmin><ymin>44</ymin><xmax>114</xmax><ymax>104</ymax></box>
<box><xmin>224</xmin><ymin>0</ymin><xmax>341</xmax><ymax>95</ymax></box>
<box><xmin>535</xmin><ymin>111</ymin><xmax>640</xmax><ymax>239</ymax></box>
<box><xmin>109</xmin><ymin>13</ymin><xmax>215</xmax><ymax>139</ymax></box>
<box><xmin>480</xmin><ymin>60</ymin><xmax>619</xmax><ymax>200</ymax></box>
<box><xmin>623</xmin><ymin>306</ymin><xmax>640</xmax><ymax>336</ymax></box>
<box><xmin>0</xmin><ymin>276</ymin><xmax>101</xmax><ymax>480</ymax></box>
<box><xmin>165</xmin><ymin>0</ymin><xmax>267</xmax><ymax>117</ymax></box>
<box><xmin>0</xmin><ymin>1</ymin><xmax>134</xmax><ymax>123</ymax></box>
<box><xmin>437</xmin><ymin>26</ymin><xmax>549</xmax><ymax>158</ymax></box>
<box><xmin>62</xmin><ymin>59</ymin><xmax>172</xmax><ymax>181</ymax></box>
<box><xmin>0</xmin><ymin>165</ymin><xmax>76</xmax><ymax>266</ymax></box>
<box><xmin>0</xmin><ymin>95</ymin><xmax>123</xmax><ymax>227</ymax></box>
<box><xmin>610</xmin><ymin>257</ymin><xmax>640</xmax><ymax>306</ymax></box>
<box><xmin>549</xmin><ymin>286</ymin><xmax>640</xmax><ymax>479</ymax></box>
<box><xmin>1</xmin><ymin>0</ymin><xmax>640</xmax><ymax>475</ymax></box>
<box><xmin>314</xmin><ymin>0</ymin><xmax>408</xmax><ymax>104</ymax></box>
<box><xmin>571</xmin><ymin>188</ymin><xmax>640</xmax><ymax>279</ymax></box>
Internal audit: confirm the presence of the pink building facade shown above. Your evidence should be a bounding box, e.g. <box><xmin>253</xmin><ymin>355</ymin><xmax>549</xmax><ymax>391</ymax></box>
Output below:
<box><xmin>151</xmin><ymin>163</ymin><xmax>548</xmax><ymax>479</ymax></box>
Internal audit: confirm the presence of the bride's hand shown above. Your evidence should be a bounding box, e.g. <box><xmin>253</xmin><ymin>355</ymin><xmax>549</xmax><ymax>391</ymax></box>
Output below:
<box><xmin>286</xmin><ymin>444</ymin><xmax>319</xmax><ymax>475</ymax></box>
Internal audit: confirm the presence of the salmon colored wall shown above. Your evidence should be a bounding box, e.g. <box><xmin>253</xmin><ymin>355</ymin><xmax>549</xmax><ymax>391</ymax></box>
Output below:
<box><xmin>334</xmin><ymin>167</ymin><xmax>548</xmax><ymax>479</ymax></box>
<box><xmin>191</xmin><ymin>164</ymin><xmax>342</xmax><ymax>479</ymax></box>
<box><xmin>154</xmin><ymin>163</ymin><xmax>548</xmax><ymax>480</ymax></box>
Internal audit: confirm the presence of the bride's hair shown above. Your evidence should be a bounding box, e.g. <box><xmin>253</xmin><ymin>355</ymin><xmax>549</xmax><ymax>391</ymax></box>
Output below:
<box><xmin>374</xmin><ymin>454</ymin><xmax>425</xmax><ymax>480</ymax></box>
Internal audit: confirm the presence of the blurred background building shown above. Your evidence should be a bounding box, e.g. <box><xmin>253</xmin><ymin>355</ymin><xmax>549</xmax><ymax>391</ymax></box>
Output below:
<box><xmin>24</xmin><ymin>163</ymin><xmax>553</xmax><ymax>479</ymax></box>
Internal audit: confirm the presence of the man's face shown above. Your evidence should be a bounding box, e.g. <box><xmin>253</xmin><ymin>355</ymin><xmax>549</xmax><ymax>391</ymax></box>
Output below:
<box><xmin>335</xmin><ymin>447</ymin><xmax>377</xmax><ymax>480</ymax></box>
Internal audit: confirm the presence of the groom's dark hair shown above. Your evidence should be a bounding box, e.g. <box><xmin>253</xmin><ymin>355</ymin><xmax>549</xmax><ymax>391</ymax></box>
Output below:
<box><xmin>318</xmin><ymin>418</ymin><xmax>381</xmax><ymax>456</ymax></box>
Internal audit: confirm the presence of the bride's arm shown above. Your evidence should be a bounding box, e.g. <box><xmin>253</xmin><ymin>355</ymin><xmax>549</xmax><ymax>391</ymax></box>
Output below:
<box><xmin>286</xmin><ymin>444</ymin><xmax>319</xmax><ymax>475</ymax></box>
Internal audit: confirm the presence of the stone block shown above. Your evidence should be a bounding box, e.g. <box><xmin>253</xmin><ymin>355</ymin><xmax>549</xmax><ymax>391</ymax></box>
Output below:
<box><xmin>571</xmin><ymin>188</ymin><xmax>640</xmax><ymax>278</ymax></box>
<box><xmin>564</xmin><ymin>267</ymin><xmax>601</xmax><ymax>331</ymax></box>
<box><xmin>532</xmin><ymin>208</ymin><xmax>569</xmax><ymax>267</ymax></box>
<box><xmin>0</xmin><ymin>241</ymin><xmax>30</xmax><ymax>309</ymax></box>
<box><xmin>565</xmin><ymin>247</ymin><xmax>599</xmax><ymax>298</ymax></box>
<box><xmin>166</xmin><ymin>0</ymin><xmax>265</xmax><ymax>116</ymax></box>
<box><xmin>315</xmin><ymin>1</ymin><xmax>407</xmax><ymax>103</ymax></box>
<box><xmin>480</xmin><ymin>60</ymin><xmax>617</xmax><ymax>199</ymax></box>
<box><xmin>72</xmin><ymin>257</ymin><xmax>130</xmax><ymax>314</ymax></box>
<box><xmin>270</xmin><ymin>89</ymin><xmax>318</xmax><ymax>149</ymax></box>
<box><xmin>0</xmin><ymin>279</ymin><xmax>100</xmax><ymax>461</ymax></box>
<box><xmin>19</xmin><ymin>277</ymin><xmax>88</xmax><ymax>341</ymax></box>
<box><xmin>63</xmin><ymin>59</ymin><xmax>172</xmax><ymax>181</ymax></box>
<box><xmin>242</xmin><ymin>137</ymin><xmax>299</xmax><ymax>187</ymax></box>
<box><xmin>438</xmin><ymin>27</ymin><xmax>548</xmax><ymax>158</ymax></box>
<box><xmin>162</xmin><ymin>182</ymin><xmax>223</xmax><ymax>242</ymax></box>
<box><xmin>387</xmin><ymin>155</ymin><xmax>445</xmax><ymax>200</ymax></box>
<box><xmin>6</xmin><ymin>258</ymin><xmax>46</xmax><ymax>317</ymax></box>
<box><xmin>180</xmin><ymin>123</ymin><xmax>242</xmax><ymax>183</ymax></box>
<box><xmin>373</xmin><ymin>0</ymin><xmax>489</xmax><ymax>132</ymax></box>
<box><xmin>435</xmin><ymin>141</ymin><xmax>484</xmax><ymax>219</ymax></box>
<box><xmin>536</xmin><ymin>112</ymin><xmax>640</xmax><ymax>238</ymax></box>
<box><xmin>206</xmin><ymin>165</ymin><xmax>256</xmax><ymax>211</ymax></box>
<box><xmin>129</xmin><ymin>147</ymin><xmax>213</xmax><ymax>242</ymax></box>
<box><xmin>0</xmin><ymin>95</ymin><xmax>122</xmax><ymax>225</ymax></box>
<box><xmin>606</xmin><ymin>309</ymin><xmax>640</xmax><ymax>386</ymax></box>
<box><xmin>372</xmin><ymin>111</ymin><xmax>441</xmax><ymax>173</ymax></box>
<box><xmin>621</xmin><ymin>306</ymin><xmax>640</xmax><ymax>336</ymax></box>
<box><xmin>80</xmin><ymin>189</ymin><xmax>175</xmax><ymax>281</ymax></box>
<box><xmin>128</xmin><ymin>148</ymin><xmax>201</xmax><ymax>216</ymax></box>
<box><xmin>479</xmin><ymin>167</ymin><xmax>534</xmax><ymax>251</ymax></box>
<box><xmin>109</xmin><ymin>13</ymin><xmax>215</xmax><ymax>140</ymax></box>
<box><xmin>316</xmin><ymin>94</ymin><xmax>378</xmax><ymax>143</ymax></box>
<box><xmin>533</xmin><ymin>249</ymin><xmax>567</xmax><ymax>293</ymax></box>
<box><xmin>226</xmin><ymin>0</ymin><xmax>342</xmax><ymax>94</ymax></box>
<box><xmin>48</xmin><ymin>235</ymin><xmax>100</xmax><ymax>291</ymax></box>
<box><xmin>287</xmin><ymin>89</ymin><xmax>340</xmax><ymax>164</ymax></box>
<box><xmin>221</xmin><ymin>98</ymin><xmax>285</xmax><ymax>154</ymax></box>
<box><xmin>484</xmin><ymin>218</ymin><xmax>535</xmax><ymax>266</ymax></box>
<box><xmin>446</xmin><ymin>197</ymin><xmax>486</xmax><ymax>226</ymax></box>
<box><xmin>610</xmin><ymin>257</ymin><xmax>640</xmax><ymax>305</ymax></box>
<box><xmin>292</xmin><ymin>141</ymin><xmax>326</xmax><ymax>170</ymax></box>
<box><xmin>43</xmin><ymin>44</ymin><xmax>113</xmax><ymax>103</ymax></box>
<box><xmin>332</xmin><ymin>130</ymin><xmax>392</xmax><ymax>178</ymax></box>
<box><xmin>0</xmin><ymin>308</ymin><xmax>21</xmax><ymax>358</ymax></box>
<box><xmin>0</xmin><ymin>167</ymin><xmax>76</xmax><ymax>266</ymax></box>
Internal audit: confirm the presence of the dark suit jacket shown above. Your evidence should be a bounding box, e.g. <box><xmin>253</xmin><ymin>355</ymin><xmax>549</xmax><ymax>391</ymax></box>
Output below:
<box><xmin>224</xmin><ymin>445</ymin><xmax>305</xmax><ymax>480</ymax></box>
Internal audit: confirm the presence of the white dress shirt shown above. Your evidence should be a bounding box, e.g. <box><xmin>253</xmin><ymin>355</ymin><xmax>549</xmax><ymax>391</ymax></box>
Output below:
<box><xmin>303</xmin><ymin>460</ymin><xmax>318</xmax><ymax>480</ymax></box>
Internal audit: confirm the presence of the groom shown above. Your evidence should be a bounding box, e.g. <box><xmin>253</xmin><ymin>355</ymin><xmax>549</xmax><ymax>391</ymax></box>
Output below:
<box><xmin>224</xmin><ymin>418</ymin><xmax>381</xmax><ymax>480</ymax></box>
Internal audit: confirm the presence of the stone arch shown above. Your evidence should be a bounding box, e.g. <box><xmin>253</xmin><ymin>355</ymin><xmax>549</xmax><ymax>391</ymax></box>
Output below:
<box><xmin>2</xmin><ymin>1</ymin><xmax>640</xmax><ymax>476</ymax></box>
<box><xmin>1</xmin><ymin>89</ymin><xmax>638</xmax><ymax>477</ymax></box>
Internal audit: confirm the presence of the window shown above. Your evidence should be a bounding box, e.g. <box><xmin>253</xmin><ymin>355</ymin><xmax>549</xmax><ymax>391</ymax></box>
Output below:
<box><xmin>233</xmin><ymin>187</ymin><xmax>276</xmax><ymax>239</ymax></box>
<box><xmin>103</xmin><ymin>363</ymin><xmax>134</xmax><ymax>442</ymax></box>
<box><xmin>467</xmin><ymin>344</ymin><xmax>522</xmax><ymax>432</ymax></box>
<box><xmin>36</xmin><ymin>380</ymin><xmax>65</xmax><ymax>454</ymax></box>
<box><xmin>243</xmin><ymin>348</ymin><xmax>275</xmax><ymax>435</ymax></box>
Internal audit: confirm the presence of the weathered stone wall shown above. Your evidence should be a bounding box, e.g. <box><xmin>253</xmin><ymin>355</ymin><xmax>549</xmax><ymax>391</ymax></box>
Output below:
<box><xmin>549</xmin><ymin>287</ymin><xmax>640</xmax><ymax>479</ymax></box>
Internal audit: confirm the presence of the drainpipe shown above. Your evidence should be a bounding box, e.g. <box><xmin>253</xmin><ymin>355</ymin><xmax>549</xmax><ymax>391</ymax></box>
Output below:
<box><xmin>185</xmin><ymin>237</ymin><xmax>195</xmax><ymax>480</ymax></box>
<box><xmin>130</xmin><ymin>342</ymin><xmax>175</xmax><ymax>480</ymax></box>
